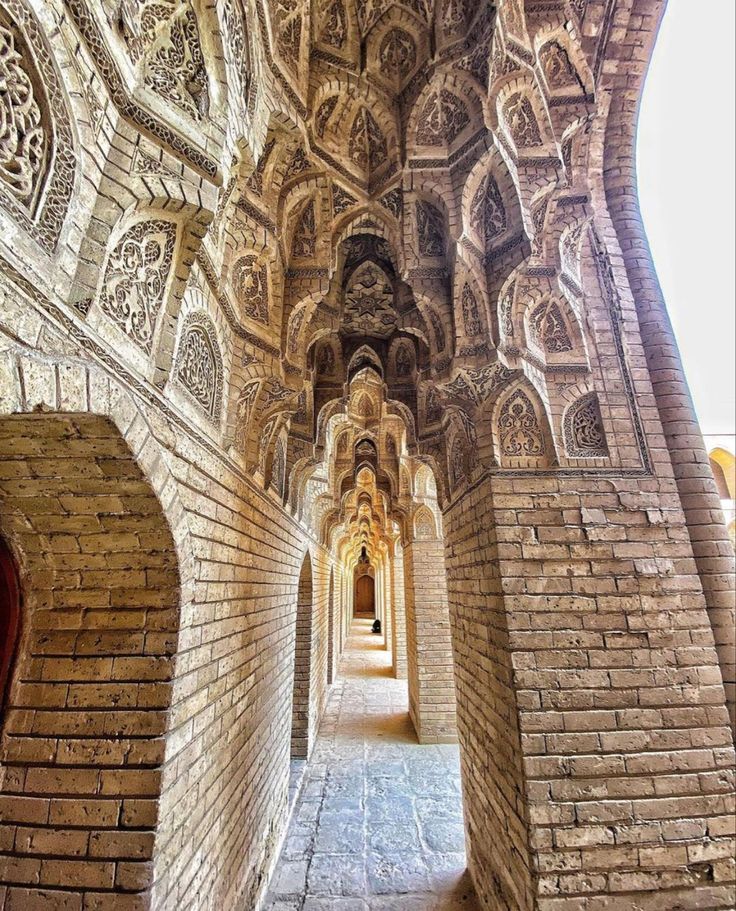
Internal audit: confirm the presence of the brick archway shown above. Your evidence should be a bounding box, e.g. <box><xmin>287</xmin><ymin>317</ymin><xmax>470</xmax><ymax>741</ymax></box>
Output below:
<box><xmin>0</xmin><ymin>412</ymin><xmax>180</xmax><ymax>910</ymax></box>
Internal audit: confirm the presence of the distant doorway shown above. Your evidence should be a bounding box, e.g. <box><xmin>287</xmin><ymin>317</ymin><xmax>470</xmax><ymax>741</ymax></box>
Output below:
<box><xmin>354</xmin><ymin>574</ymin><xmax>375</xmax><ymax>617</ymax></box>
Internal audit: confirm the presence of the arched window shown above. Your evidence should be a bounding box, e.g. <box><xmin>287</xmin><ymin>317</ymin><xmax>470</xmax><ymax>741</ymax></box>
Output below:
<box><xmin>0</xmin><ymin>536</ymin><xmax>21</xmax><ymax>715</ymax></box>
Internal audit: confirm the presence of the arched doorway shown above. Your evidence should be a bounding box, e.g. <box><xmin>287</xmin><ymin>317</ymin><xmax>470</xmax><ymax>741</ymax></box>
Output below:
<box><xmin>291</xmin><ymin>553</ymin><xmax>313</xmax><ymax>759</ymax></box>
<box><xmin>354</xmin><ymin>574</ymin><xmax>375</xmax><ymax>617</ymax></box>
<box><xmin>0</xmin><ymin>536</ymin><xmax>20</xmax><ymax>715</ymax></box>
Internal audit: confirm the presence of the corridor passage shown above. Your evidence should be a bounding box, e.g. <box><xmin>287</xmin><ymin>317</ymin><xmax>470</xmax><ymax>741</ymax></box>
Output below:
<box><xmin>265</xmin><ymin>620</ymin><xmax>479</xmax><ymax>910</ymax></box>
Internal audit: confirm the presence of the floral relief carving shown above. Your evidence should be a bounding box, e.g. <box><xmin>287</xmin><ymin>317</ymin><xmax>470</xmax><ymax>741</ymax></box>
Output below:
<box><xmin>232</xmin><ymin>256</ymin><xmax>269</xmax><ymax>324</ymax></box>
<box><xmin>100</xmin><ymin>219</ymin><xmax>177</xmax><ymax>352</ymax></box>
<box><xmin>529</xmin><ymin>300</ymin><xmax>572</xmax><ymax>353</ymax></box>
<box><xmin>470</xmin><ymin>175</ymin><xmax>506</xmax><ymax>243</ymax></box>
<box><xmin>175</xmin><ymin>312</ymin><xmax>223</xmax><ymax>419</ymax></box>
<box><xmin>565</xmin><ymin>393</ymin><xmax>608</xmax><ymax>457</ymax></box>
<box><xmin>222</xmin><ymin>0</ymin><xmax>252</xmax><ymax>100</ymax></box>
<box><xmin>531</xmin><ymin>196</ymin><xmax>550</xmax><ymax>255</ymax></box>
<box><xmin>561</xmin><ymin>223</ymin><xmax>585</xmax><ymax>282</ymax></box>
<box><xmin>288</xmin><ymin>306</ymin><xmax>307</xmax><ymax>353</ymax></box>
<box><xmin>416</xmin><ymin>201</ymin><xmax>445</xmax><ymax>257</ymax></box>
<box><xmin>425</xmin><ymin>386</ymin><xmax>442</xmax><ymax>424</ymax></box>
<box><xmin>246</xmin><ymin>138</ymin><xmax>276</xmax><ymax>195</ymax></box>
<box><xmin>498</xmin><ymin>388</ymin><xmax>545</xmax><ymax>458</ymax></box>
<box><xmin>499</xmin><ymin>285</ymin><xmax>515</xmax><ymax>338</ymax></box>
<box><xmin>234</xmin><ymin>380</ymin><xmax>260</xmax><ymax>450</ymax></box>
<box><xmin>378</xmin><ymin>28</ymin><xmax>416</xmax><ymax>82</ymax></box>
<box><xmin>395</xmin><ymin>343</ymin><xmax>412</xmax><ymax>377</ymax></box>
<box><xmin>332</xmin><ymin>183</ymin><xmax>357</xmax><ymax>216</ymax></box>
<box><xmin>355</xmin><ymin>0</ymin><xmax>389</xmax><ymax>35</ymax></box>
<box><xmin>291</xmin><ymin>200</ymin><xmax>316</xmax><ymax>259</ymax></box>
<box><xmin>428</xmin><ymin>308</ymin><xmax>446</xmax><ymax>352</ymax></box>
<box><xmin>450</xmin><ymin>437</ymin><xmax>467</xmax><ymax>488</ymax></box>
<box><xmin>357</xmin><ymin>393</ymin><xmax>374</xmax><ymax>418</ymax></box>
<box><xmin>379</xmin><ymin>186</ymin><xmax>402</xmax><ymax>219</ymax></box>
<box><xmin>317</xmin><ymin>343</ymin><xmax>335</xmax><ymax>375</ymax></box>
<box><xmin>441</xmin><ymin>0</ymin><xmax>470</xmax><ymax>37</ymax></box>
<box><xmin>271</xmin><ymin>437</ymin><xmax>286</xmax><ymax>495</ymax></box>
<box><xmin>291</xmin><ymin>391</ymin><xmax>308</xmax><ymax>425</ymax></box>
<box><xmin>502</xmin><ymin>93</ymin><xmax>542</xmax><ymax>148</ymax></box>
<box><xmin>318</xmin><ymin>0</ymin><xmax>347</xmax><ymax>48</ymax></box>
<box><xmin>258</xmin><ymin>417</ymin><xmax>277</xmax><ymax>475</ymax></box>
<box><xmin>273</xmin><ymin>0</ymin><xmax>303</xmax><ymax>71</ymax></box>
<box><xmin>0</xmin><ymin>13</ymin><xmax>45</xmax><ymax>206</ymax></box>
<box><xmin>120</xmin><ymin>0</ymin><xmax>209</xmax><ymax>119</ymax></box>
<box><xmin>458</xmin><ymin>40</ymin><xmax>490</xmax><ymax>88</ymax></box>
<box><xmin>539</xmin><ymin>41</ymin><xmax>579</xmax><ymax>91</ymax></box>
<box><xmin>0</xmin><ymin>3</ymin><xmax>75</xmax><ymax>248</ymax></box>
<box><xmin>348</xmin><ymin>107</ymin><xmax>387</xmax><ymax>172</ymax></box>
<box><xmin>415</xmin><ymin>89</ymin><xmax>470</xmax><ymax>147</ymax></box>
<box><xmin>461</xmin><ymin>283</ymin><xmax>481</xmax><ymax>336</ymax></box>
<box><xmin>285</xmin><ymin>146</ymin><xmax>311</xmax><ymax>180</ymax></box>
<box><xmin>314</xmin><ymin>96</ymin><xmax>338</xmax><ymax>138</ymax></box>
<box><xmin>414</xmin><ymin>507</ymin><xmax>436</xmax><ymax>540</ymax></box>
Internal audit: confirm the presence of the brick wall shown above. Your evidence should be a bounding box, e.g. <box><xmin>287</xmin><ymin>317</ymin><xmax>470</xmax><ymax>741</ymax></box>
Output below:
<box><xmin>0</xmin><ymin>343</ymin><xmax>338</xmax><ymax>911</ymax></box>
<box><xmin>403</xmin><ymin>537</ymin><xmax>458</xmax><ymax>744</ymax></box>
<box><xmin>0</xmin><ymin>413</ymin><xmax>180</xmax><ymax>911</ymax></box>
<box><xmin>445</xmin><ymin>470</ymin><xmax>735</xmax><ymax>910</ymax></box>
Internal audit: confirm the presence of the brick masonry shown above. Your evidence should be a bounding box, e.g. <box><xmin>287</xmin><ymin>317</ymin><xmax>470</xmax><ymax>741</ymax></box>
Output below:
<box><xmin>0</xmin><ymin>0</ymin><xmax>734</xmax><ymax>909</ymax></box>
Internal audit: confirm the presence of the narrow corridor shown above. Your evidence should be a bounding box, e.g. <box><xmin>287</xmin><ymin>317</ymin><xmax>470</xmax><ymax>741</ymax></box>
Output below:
<box><xmin>265</xmin><ymin>620</ymin><xmax>479</xmax><ymax>910</ymax></box>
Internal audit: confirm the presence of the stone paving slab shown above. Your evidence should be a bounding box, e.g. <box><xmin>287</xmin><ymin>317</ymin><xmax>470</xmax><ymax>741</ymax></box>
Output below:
<box><xmin>264</xmin><ymin>620</ymin><xmax>479</xmax><ymax>911</ymax></box>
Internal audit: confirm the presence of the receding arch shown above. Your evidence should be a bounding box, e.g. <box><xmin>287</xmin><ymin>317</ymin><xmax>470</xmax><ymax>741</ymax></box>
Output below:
<box><xmin>291</xmin><ymin>551</ymin><xmax>314</xmax><ymax>759</ymax></box>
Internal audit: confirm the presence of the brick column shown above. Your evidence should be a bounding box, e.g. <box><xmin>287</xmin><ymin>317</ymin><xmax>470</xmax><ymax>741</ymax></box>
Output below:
<box><xmin>390</xmin><ymin>538</ymin><xmax>408</xmax><ymax>679</ymax></box>
<box><xmin>403</xmin><ymin>535</ymin><xmax>457</xmax><ymax>743</ymax></box>
<box><xmin>602</xmin><ymin>0</ymin><xmax>736</xmax><ymax>728</ymax></box>
<box><xmin>380</xmin><ymin>557</ymin><xmax>392</xmax><ymax>654</ymax></box>
<box><xmin>446</xmin><ymin>473</ymin><xmax>735</xmax><ymax>910</ymax></box>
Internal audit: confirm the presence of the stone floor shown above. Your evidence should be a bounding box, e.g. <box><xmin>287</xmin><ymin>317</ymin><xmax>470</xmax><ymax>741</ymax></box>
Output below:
<box><xmin>264</xmin><ymin>619</ymin><xmax>479</xmax><ymax>911</ymax></box>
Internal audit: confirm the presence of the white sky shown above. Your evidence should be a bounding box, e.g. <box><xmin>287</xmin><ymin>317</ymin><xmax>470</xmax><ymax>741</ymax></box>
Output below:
<box><xmin>637</xmin><ymin>0</ymin><xmax>735</xmax><ymax>452</ymax></box>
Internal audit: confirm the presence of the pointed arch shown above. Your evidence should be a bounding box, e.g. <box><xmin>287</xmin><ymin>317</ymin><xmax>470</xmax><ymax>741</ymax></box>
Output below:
<box><xmin>491</xmin><ymin>381</ymin><xmax>555</xmax><ymax>468</ymax></box>
<box><xmin>413</xmin><ymin>504</ymin><xmax>437</xmax><ymax>540</ymax></box>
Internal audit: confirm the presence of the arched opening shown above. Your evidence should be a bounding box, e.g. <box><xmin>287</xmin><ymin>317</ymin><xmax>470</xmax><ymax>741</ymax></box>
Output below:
<box><xmin>0</xmin><ymin>535</ymin><xmax>20</xmax><ymax>716</ymax></box>
<box><xmin>290</xmin><ymin>552</ymin><xmax>314</xmax><ymax>759</ymax></box>
<box><xmin>710</xmin><ymin>456</ymin><xmax>732</xmax><ymax>500</ymax></box>
<box><xmin>354</xmin><ymin>574</ymin><xmax>375</xmax><ymax>616</ymax></box>
<box><xmin>353</xmin><ymin>546</ymin><xmax>376</xmax><ymax>617</ymax></box>
<box><xmin>0</xmin><ymin>412</ymin><xmax>180</xmax><ymax>909</ymax></box>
